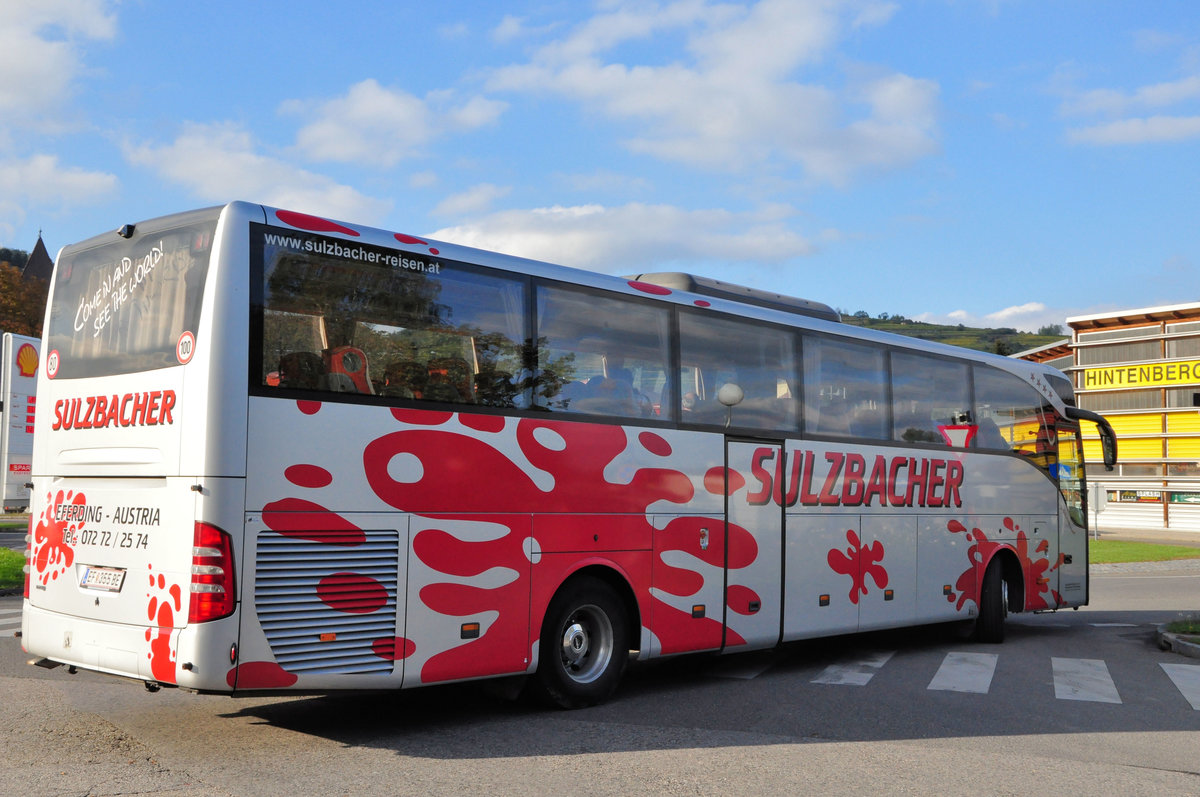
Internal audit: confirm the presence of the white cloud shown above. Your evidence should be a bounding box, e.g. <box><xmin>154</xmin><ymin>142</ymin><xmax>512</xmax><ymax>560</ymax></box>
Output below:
<box><xmin>0</xmin><ymin>154</ymin><xmax>118</xmax><ymax>240</ymax></box>
<box><xmin>124</xmin><ymin>122</ymin><xmax>390</xmax><ymax>223</ymax></box>
<box><xmin>486</xmin><ymin>0</ymin><xmax>938</xmax><ymax>183</ymax></box>
<box><xmin>1063</xmin><ymin>75</ymin><xmax>1200</xmax><ymax>117</ymax></box>
<box><xmin>0</xmin><ymin>154</ymin><xmax>117</xmax><ymax>204</ymax></box>
<box><xmin>285</xmin><ymin>79</ymin><xmax>507</xmax><ymax>168</ymax></box>
<box><xmin>432</xmin><ymin>183</ymin><xmax>511</xmax><ymax>217</ymax></box>
<box><xmin>0</xmin><ymin>0</ymin><xmax>116</xmax><ymax>120</ymax></box>
<box><xmin>428</xmin><ymin>202</ymin><xmax>814</xmax><ymax>272</ymax></box>
<box><xmin>915</xmin><ymin>302</ymin><xmax>1068</xmax><ymax>334</ymax></box>
<box><xmin>1068</xmin><ymin>115</ymin><xmax>1200</xmax><ymax>145</ymax></box>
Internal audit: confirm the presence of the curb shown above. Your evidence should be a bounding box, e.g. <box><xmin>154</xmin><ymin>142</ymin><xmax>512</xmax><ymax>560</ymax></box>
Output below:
<box><xmin>1157</xmin><ymin>624</ymin><xmax>1200</xmax><ymax>659</ymax></box>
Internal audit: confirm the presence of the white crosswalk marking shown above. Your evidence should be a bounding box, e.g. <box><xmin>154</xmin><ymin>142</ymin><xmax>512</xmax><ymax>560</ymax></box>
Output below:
<box><xmin>927</xmin><ymin>652</ymin><xmax>999</xmax><ymax>694</ymax></box>
<box><xmin>811</xmin><ymin>651</ymin><xmax>894</xmax><ymax>686</ymax></box>
<box><xmin>1160</xmin><ymin>663</ymin><xmax>1200</xmax><ymax>711</ymax></box>
<box><xmin>1052</xmin><ymin>657</ymin><xmax>1122</xmax><ymax>704</ymax></box>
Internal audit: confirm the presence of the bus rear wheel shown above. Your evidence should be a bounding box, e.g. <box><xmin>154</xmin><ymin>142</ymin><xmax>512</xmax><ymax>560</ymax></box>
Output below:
<box><xmin>974</xmin><ymin>559</ymin><xmax>1008</xmax><ymax>643</ymax></box>
<box><xmin>535</xmin><ymin>576</ymin><xmax>628</xmax><ymax>709</ymax></box>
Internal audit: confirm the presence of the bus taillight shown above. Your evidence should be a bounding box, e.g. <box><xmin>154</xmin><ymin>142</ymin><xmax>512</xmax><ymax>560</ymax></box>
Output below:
<box><xmin>189</xmin><ymin>522</ymin><xmax>235</xmax><ymax>623</ymax></box>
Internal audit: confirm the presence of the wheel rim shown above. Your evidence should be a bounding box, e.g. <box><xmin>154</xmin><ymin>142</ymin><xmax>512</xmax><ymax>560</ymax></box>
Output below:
<box><xmin>558</xmin><ymin>603</ymin><xmax>613</xmax><ymax>684</ymax></box>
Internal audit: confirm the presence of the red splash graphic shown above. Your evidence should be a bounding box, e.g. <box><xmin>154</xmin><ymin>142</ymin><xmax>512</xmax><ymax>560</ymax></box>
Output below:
<box><xmin>639</xmin><ymin>431</ymin><xmax>671</xmax><ymax>457</ymax></box>
<box><xmin>144</xmin><ymin>563</ymin><xmax>181</xmax><ymax>684</ymax></box>
<box><xmin>461</xmin><ymin>414</ymin><xmax>506</xmax><ymax>433</ymax></box>
<box><xmin>704</xmin><ymin>466</ymin><xmax>744</xmax><ymax>496</ymax></box>
<box><xmin>275</xmin><ymin>209</ymin><xmax>360</xmax><ymax>236</ymax></box>
<box><xmin>227</xmin><ymin>661</ymin><xmax>298</xmax><ymax>689</ymax></box>
<box><xmin>362</xmin><ymin>416</ymin><xmax>700</xmax><ymax>676</ymax></box>
<box><xmin>827</xmin><ymin>529</ymin><xmax>888</xmax><ymax>604</ymax></box>
<box><xmin>393</xmin><ymin>232</ymin><xmax>440</xmax><ymax>255</ymax></box>
<box><xmin>412</xmin><ymin>518</ymin><xmax>533</xmax><ymax>682</ymax></box>
<box><xmin>946</xmin><ymin>517</ymin><xmax>1055</xmax><ymax>612</ymax></box>
<box><xmin>372</xmin><ymin>636</ymin><xmax>416</xmax><ymax>661</ymax></box>
<box><xmin>627</xmin><ymin>280</ymin><xmax>672</xmax><ymax>296</ymax></box>
<box><xmin>316</xmin><ymin>572</ymin><xmax>389</xmax><ymax>614</ymax></box>
<box><xmin>30</xmin><ymin>490</ymin><xmax>82</xmax><ymax>585</ymax></box>
<box><xmin>693</xmin><ymin>300</ymin><xmax>712</xmax><ymax>308</ymax></box>
<box><xmin>284</xmin><ymin>464</ymin><xmax>333</xmax><ymax>489</ymax></box>
<box><xmin>726</xmin><ymin>584</ymin><xmax>761</xmax><ymax>616</ymax></box>
<box><xmin>651</xmin><ymin>515</ymin><xmax>755</xmax><ymax>653</ymax></box>
<box><xmin>264</xmin><ymin>409</ymin><xmax>747</xmax><ymax>682</ymax></box>
<box><xmin>261</xmin><ymin>498</ymin><xmax>367</xmax><ymax>545</ymax></box>
<box><xmin>297</xmin><ymin>400</ymin><xmax>321</xmax><ymax>415</ymax></box>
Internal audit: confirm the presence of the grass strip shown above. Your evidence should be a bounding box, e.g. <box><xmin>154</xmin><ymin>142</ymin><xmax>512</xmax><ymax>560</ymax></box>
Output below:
<box><xmin>0</xmin><ymin>548</ymin><xmax>25</xmax><ymax>591</ymax></box>
<box><xmin>1090</xmin><ymin>539</ymin><xmax>1200</xmax><ymax>564</ymax></box>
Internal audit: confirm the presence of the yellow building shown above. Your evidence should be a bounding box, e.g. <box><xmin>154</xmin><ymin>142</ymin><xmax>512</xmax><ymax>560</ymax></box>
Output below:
<box><xmin>1022</xmin><ymin>302</ymin><xmax>1200</xmax><ymax>531</ymax></box>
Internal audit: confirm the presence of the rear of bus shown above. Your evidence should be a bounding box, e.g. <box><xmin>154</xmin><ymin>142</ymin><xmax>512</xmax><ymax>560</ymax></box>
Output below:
<box><xmin>22</xmin><ymin>205</ymin><xmax>250</xmax><ymax>691</ymax></box>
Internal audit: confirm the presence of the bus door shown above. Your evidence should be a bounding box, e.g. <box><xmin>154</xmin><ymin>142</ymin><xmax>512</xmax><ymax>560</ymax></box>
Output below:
<box><xmin>238</xmin><ymin>514</ymin><xmax>409</xmax><ymax>688</ymax></box>
<box><xmin>1055</xmin><ymin>421</ymin><xmax>1088</xmax><ymax>607</ymax></box>
<box><xmin>725</xmin><ymin>439</ymin><xmax>783</xmax><ymax>651</ymax></box>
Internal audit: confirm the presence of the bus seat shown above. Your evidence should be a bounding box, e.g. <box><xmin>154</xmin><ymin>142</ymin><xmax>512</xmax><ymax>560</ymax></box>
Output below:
<box><xmin>327</xmin><ymin>345</ymin><xmax>373</xmax><ymax>394</ymax></box>
<box><xmin>278</xmin><ymin>352</ymin><xmax>326</xmax><ymax>390</ymax></box>
<box><xmin>428</xmin><ymin>357</ymin><xmax>474</xmax><ymax>403</ymax></box>
<box><xmin>381</xmin><ymin>360</ymin><xmax>425</xmax><ymax>399</ymax></box>
<box><xmin>325</xmin><ymin>372</ymin><xmax>357</xmax><ymax>392</ymax></box>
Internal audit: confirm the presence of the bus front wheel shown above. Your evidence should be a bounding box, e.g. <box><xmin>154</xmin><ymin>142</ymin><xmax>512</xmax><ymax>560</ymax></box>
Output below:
<box><xmin>535</xmin><ymin>576</ymin><xmax>628</xmax><ymax>709</ymax></box>
<box><xmin>974</xmin><ymin>559</ymin><xmax>1008</xmax><ymax>643</ymax></box>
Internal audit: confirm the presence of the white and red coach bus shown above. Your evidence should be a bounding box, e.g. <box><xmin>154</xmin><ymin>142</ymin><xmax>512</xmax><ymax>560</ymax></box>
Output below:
<box><xmin>22</xmin><ymin>202</ymin><xmax>1116</xmax><ymax>707</ymax></box>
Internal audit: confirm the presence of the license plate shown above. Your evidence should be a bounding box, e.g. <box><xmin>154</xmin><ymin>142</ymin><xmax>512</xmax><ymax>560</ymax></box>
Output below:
<box><xmin>80</xmin><ymin>565</ymin><xmax>127</xmax><ymax>593</ymax></box>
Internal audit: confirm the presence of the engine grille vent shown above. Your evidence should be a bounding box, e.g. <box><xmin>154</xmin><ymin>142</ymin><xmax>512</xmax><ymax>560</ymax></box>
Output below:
<box><xmin>254</xmin><ymin>529</ymin><xmax>400</xmax><ymax>675</ymax></box>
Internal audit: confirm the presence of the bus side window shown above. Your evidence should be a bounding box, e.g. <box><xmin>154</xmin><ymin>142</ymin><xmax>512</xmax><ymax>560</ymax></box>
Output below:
<box><xmin>891</xmin><ymin>352</ymin><xmax>969</xmax><ymax>445</ymax></box>
<box><xmin>802</xmin><ymin>335</ymin><xmax>887</xmax><ymax>440</ymax></box>
<box><xmin>534</xmin><ymin>284</ymin><xmax>671</xmax><ymax>419</ymax></box>
<box><xmin>679</xmin><ymin>311</ymin><xmax>797</xmax><ymax>431</ymax></box>
<box><xmin>973</xmin><ymin>364</ymin><xmax>1058</xmax><ymax>473</ymax></box>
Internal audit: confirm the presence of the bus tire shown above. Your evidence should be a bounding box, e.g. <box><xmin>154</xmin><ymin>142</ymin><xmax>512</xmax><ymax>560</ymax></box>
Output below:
<box><xmin>535</xmin><ymin>576</ymin><xmax>628</xmax><ymax>709</ymax></box>
<box><xmin>974</xmin><ymin>559</ymin><xmax>1007</xmax><ymax>643</ymax></box>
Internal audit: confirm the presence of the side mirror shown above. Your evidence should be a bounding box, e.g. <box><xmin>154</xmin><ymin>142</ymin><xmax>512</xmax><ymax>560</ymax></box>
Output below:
<box><xmin>1065</xmin><ymin>407</ymin><xmax>1118</xmax><ymax>471</ymax></box>
<box><xmin>717</xmin><ymin>382</ymin><xmax>744</xmax><ymax>407</ymax></box>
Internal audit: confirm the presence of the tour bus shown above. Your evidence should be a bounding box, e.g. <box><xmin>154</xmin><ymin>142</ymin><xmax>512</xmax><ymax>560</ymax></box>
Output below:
<box><xmin>22</xmin><ymin>202</ymin><xmax>1117</xmax><ymax>708</ymax></box>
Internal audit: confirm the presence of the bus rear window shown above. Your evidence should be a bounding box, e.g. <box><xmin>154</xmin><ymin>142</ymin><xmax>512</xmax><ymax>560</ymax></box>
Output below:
<box><xmin>46</xmin><ymin>210</ymin><xmax>217</xmax><ymax>379</ymax></box>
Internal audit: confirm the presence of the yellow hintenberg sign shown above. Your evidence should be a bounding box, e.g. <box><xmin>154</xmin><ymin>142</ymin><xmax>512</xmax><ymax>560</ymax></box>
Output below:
<box><xmin>1083</xmin><ymin>359</ymin><xmax>1200</xmax><ymax>390</ymax></box>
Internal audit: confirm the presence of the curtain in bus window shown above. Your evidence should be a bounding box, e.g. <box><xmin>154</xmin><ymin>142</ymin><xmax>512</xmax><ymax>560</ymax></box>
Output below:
<box><xmin>256</xmin><ymin>227</ymin><xmax>527</xmax><ymax>407</ymax></box>
<box><xmin>802</xmin><ymin>336</ymin><xmax>888</xmax><ymax>439</ymax></box>
<box><xmin>890</xmin><ymin>353</ymin><xmax>970</xmax><ymax>445</ymax></box>
<box><xmin>534</xmin><ymin>285</ymin><xmax>669</xmax><ymax>419</ymax></box>
<box><xmin>677</xmin><ymin>312</ymin><xmax>798</xmax><ymax>431</ymax></box>
<box><xmin>973</xmin><ymin>365</ymin><xmax>1058</xmax><ymax>473</ymax></box>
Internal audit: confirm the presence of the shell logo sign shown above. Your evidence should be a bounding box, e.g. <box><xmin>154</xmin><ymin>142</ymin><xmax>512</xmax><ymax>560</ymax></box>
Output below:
<box><xmin>16</xmin><ymin>343</ymin><xmax>38</xmax><ymax>377</ymax></box>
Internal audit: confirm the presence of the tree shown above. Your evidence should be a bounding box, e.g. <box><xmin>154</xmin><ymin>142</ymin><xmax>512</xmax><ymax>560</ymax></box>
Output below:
<box><xmin>0</xmin><ymin>264</ymin><xmax>49</xmax><ymax>337</ymax></box>
<box><xmin>1036</xmin><ymin>323</ymin><xmax>1064</xmax><ymax>336</ymax></box>
<box><xmin>0</xmin><ymin>248</ymin><xmax>30</xmax><ymax>273</ymax></box>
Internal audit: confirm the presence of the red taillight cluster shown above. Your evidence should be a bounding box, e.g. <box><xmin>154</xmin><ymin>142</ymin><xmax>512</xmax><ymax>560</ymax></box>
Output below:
<box><xmin>22</xmin><ymin>516</ymin><xmax>32</xmax><ymax>599</ymax></box>
<box><xmin>188</xmin><ymin>522</ymin><xmax>235</xmax><ymax>623</ymax></box>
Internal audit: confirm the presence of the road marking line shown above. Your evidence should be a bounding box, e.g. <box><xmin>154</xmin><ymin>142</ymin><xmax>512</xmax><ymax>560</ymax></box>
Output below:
<box><xmin>812</xmin><ymin>651</ymin><xmax>895</xmax><ymax>686</ymax></box>
<box><xmin>1052</xmin><ymin>657</ymin><xmax>1121</xmax><ymax>703</ymax></box>
<box><xmin>0</xmin><ymin>608</ymin><xmax>24</xmax><ymax>616</ymax></box>
<box><xmin>1160</xmin><ymin>663</ymin><xmax>1200</xmax><ymax>711</ymax></box>
<box><xmin>927</xmin><ymin>652</ymin><xmax>998</xmax><ymax>694</ymax></box>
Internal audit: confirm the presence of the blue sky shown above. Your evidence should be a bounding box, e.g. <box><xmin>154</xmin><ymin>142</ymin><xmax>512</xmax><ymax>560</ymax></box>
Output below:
<box><xmin>3</xmin><ymin>0</ymin><xmax>1199</xmax><ymax>332</ymax></box>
